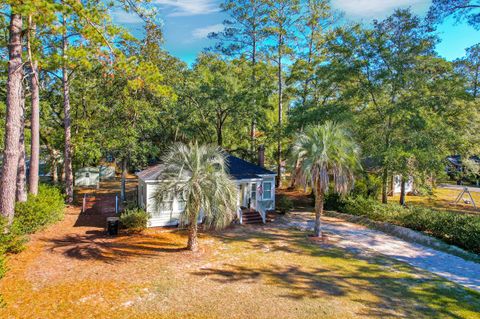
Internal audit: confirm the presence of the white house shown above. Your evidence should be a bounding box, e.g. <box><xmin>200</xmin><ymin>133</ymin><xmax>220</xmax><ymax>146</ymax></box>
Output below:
<box><xmin>392</xmin><ymin>175</ymin><xmax>414</xmax><ymax>194</ymax></box>
<box><xmin>136</xmin><ymin>154</ymin><xmax>277</xmax><ymax>227</ymax></box>
<box><xmin>75</xmin><ymin>167</ymin><xmax>100</xmax><ymax>187</ymax></box>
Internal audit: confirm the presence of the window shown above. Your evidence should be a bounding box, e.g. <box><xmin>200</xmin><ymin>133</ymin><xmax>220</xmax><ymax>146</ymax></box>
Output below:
<box><xmin>250</xmin><ymin>183</ymin><xmax>256</xmax><ymax>201</ymax></box>
<box><xmin>263</xmin><ymin>182</ymin><xmax>272</xmax><ymax>200</ymax></box>
<box><xmin>177</xmin><ymin>190</ymin><xmax>187</xmax><ymax>211</ymax></box>
<box><xmin>159</xmin><ymin>191</ymin><xmax>174</xmax><ymax>211</ymax></box>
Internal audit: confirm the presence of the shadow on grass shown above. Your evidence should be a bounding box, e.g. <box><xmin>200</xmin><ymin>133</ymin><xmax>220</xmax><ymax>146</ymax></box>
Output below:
<box><xmin>43</xmin><ymin>230</ymin><xmax>187</xmax><ymax>263</ymax></box>
<box><xmin>201</xmin><ymin>226</ymin><xmax>480</xmax><ymax>319</ymax></box>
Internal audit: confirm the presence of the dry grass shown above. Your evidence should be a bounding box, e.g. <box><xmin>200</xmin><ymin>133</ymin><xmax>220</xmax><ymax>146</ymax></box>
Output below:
<box><xmin>389</xmin><ymin>187</ymin><xmax>480</xmax><ymax>215</ymax></box>
<box><xmin>1</xmin><ymin>206</ymin><xmax>480</xmax><ymax>318</ymax></box>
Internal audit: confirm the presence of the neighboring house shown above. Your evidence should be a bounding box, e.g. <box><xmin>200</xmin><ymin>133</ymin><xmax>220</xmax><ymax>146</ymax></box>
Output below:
<box><xmin>446</xmin><ymin>155</ymin><xmax>480</xmax><ymax>174</ymax></box>
<box><xmin>75</xmin><ymin>167</ymin><xmax>100</xmax><ymax>187</ymax></box>
<box><xmin>136</xmin><ymin>154</ymin><xmax>277</xmax><ymax>227</ymax></box>
<box><xmin>75</xmin><ymin>165</ymin><xmax>116</xmax><ymax>187</ymax></box>
<box><xmin>391</xmin><ymin>175</ymin><xmax>414</xmax><ymax>194</ymax></box>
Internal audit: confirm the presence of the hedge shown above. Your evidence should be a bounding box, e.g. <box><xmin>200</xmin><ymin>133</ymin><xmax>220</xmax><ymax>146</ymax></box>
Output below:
<box><xmin>14</xmin><ymin>184</ymin><xmax>65</xmax><ymax>235</ymax></box>
<box><xmin>332</xmin><ymin>196</ymin><xmax>480</xmax><ymax>254</ymax></box>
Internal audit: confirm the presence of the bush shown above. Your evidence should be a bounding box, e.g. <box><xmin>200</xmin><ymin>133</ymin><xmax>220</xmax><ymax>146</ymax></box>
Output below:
<box><xmin>336</xmin><ymin>196</ymin><xmax>480</xmax><ymax>254</ymax></box>
<box><xmin>324</xmin><ymin>193</ymin><xmax>346</xmax><ymax>211</ymax></box>
<box><xmin>14</xmin><ymin>184</ymin><xmax>65</xmax><ymax>235</ymax></box>
<box><xmin>119</xmin><ymin>208</ymin><xmax>150</xmax><ymax>232</ymax></box>
<box><xmin>351</xmin><ymin>174</ymin><xmax>382</xmax><ymax>199</ymax></box>
<box><xmin>276</xmin><ymin>196</ymin><xmax>293</xmax><ymax>213</ymax></box>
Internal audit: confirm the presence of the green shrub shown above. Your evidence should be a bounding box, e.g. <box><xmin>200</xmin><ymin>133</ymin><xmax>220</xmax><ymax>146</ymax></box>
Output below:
<box><xmin>324</xmin><ymin>193</ymin><xmax>345</xmax><ymax>211</ymax></box>
<box><xmin>337</xmin><ymin>196</ymin><xmax>480</xmax><ymax>254</ymax></box>
<box><xmin>119</xmin><ymin>208</ymin><xmax>150</xmax><ymax>232</ymax></box>
<box><xmin>14</xmin><ymin>184</ymin><xmax>65</xmax><ymax>235</ymax></box>
<box><xmin>351</xmin><ymin>174</ymin><xmax>382</xmax><ymax>199</ymax></box>
<box><xmin>276</xmin><ymin>196</ymin><xmax>293</xmax><ymax>213</ymax></box>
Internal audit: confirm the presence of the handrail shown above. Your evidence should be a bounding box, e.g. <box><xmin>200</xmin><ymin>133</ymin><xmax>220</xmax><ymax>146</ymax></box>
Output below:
<box><xmin>257</xmin><ymin>201</ymin><xmax>266</xmax><ymax>224</ymax></box>
<box><xmin>238</xmin><ymin>207</ymin><xmax>243</xmax><ymax>224</ymax></box>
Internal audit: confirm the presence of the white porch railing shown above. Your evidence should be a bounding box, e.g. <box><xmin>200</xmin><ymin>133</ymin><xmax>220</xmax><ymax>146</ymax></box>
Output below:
<box><xmin>256</xmin><ymin>199</ymin><xmax>274</xmax><ymax>224</ymax></box>
<box><xmin>237</xmin><ymin>207</ymin><xmax>243</xmax><ymax>224</ymax></box>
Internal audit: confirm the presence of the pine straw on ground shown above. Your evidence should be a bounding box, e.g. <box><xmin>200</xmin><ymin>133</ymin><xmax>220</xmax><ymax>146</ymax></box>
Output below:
<box><xmin>1</xmin><ymin>206</ymin><xmax>480</xmax><ymax>319</ymax></box>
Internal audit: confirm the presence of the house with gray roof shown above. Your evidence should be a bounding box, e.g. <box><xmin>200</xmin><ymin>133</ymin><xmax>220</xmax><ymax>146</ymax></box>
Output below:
<box><xmin>136</xmin><ymin>154</ymin><xmax>276</xmax><ymax>227</ymax></box>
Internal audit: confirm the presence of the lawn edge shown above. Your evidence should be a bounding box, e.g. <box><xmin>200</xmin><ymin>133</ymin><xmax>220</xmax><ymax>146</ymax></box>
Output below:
<box><xmin>324</xmin><ymin>210</ymin><xmax>480</xmax><ymax>264</ymax></box>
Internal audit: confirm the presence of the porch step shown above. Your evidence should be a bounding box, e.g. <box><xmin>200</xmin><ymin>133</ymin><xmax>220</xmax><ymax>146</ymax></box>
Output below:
<box><xmin>241</xmin><ymin>209</ymin><xmax>264</xmax><ymax>224</ymax></box>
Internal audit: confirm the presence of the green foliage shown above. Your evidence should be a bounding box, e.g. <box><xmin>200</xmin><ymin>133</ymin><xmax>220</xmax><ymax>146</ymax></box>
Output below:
<box><xmin>291</xmin><ymin>121</ymin><xmax>361</xmax><ymax>195</ymax></box>
<box><xmin>119</xmin><ymin>208</ymin><xmax>150</xmax><ymax>232</ymax></box>
<box><xmin>14</xmin><ymin>184</ymin><xmax>65</xmax><ymax>235</ymax></box>
<box><xmin>351</xmin><ymin>174</ymin><xmax>382</xmax><ymax>199</ymax></box>
<box><xmin>336</xmin><ymin>196</ymin><xmax>480</xmax><ymax>254</ymax></box>
<box><xmin>324</xmin><ymin>193</ymin><xmax>345</xmax><ymax>211</ymax></box>
<box><xmin>276</xmin><ymin>196</ymin><xmax>293</xmax><ymax>213</ymax></box>
<box><xmin>0</xmin><ymin>217</ymin><xmax>27</xmax><ymax>255</ymax></box>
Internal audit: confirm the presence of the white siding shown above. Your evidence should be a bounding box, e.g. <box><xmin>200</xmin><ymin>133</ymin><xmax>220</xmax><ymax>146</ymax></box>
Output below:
<box><xmin>146</xmin><ymin>183</ymin><xmax>183</xmax><ymax>227</ymax></box>
<box><xmin>393</xmin><ymin>175</ymin><xmax>414</xmax><ymax>194</ymax></box>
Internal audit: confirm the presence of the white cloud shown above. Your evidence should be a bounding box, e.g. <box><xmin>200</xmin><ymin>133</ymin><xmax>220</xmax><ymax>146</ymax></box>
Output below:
<box><xmin>154</xmin><ymin>0</ymin><xmax>220</xmax><ymax>17</ymax></box>
<box><xmin>192</xmin><ymin>23</ymin><xmax>223</xmax><ymax>39</ymax></box>
<box><xmin>111</xmin><ymin>10</ymin><xmax>144</xmax><ymax>24</ymax></box>
<box><xmin>332</xmin><ymin>0</ymin><xmax>431</xmax><ymax>19</ymax></box>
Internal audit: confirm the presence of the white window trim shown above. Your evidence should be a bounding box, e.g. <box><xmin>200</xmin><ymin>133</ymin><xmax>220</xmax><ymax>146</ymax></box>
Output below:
<box><xmin>262</xmin><ymin>181</ymin><xmax>273</xmax><ymax>200</ymax></box>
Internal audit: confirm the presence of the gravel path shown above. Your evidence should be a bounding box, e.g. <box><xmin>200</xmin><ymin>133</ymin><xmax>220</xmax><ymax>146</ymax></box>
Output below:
<box><xmin>284</xmin><ymin>212</ymin><xmax>480</xmax><ymax>292</ymax></box>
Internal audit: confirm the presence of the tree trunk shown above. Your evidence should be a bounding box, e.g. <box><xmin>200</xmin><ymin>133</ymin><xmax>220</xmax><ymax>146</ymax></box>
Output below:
<box><xmin>313</xmin><ymin>186</ymin><xmax>323</xmax><ymax>237</ymax></box>
<box><xmin>276</xmin><ymin>34</ymin><xmax>283</xmax><ymax>188</ymax></box>
<box><xmin>62</xmin><ymin>14</ymin><xmax>74</xmax><ymax>204</ymax></box>
<box><xmin>0</xmin><ymin>14</ymin><xmax>23</xmax><ymax>225</ymax></box>
<box><xmin>51</xmin><ymin>157</ymin><xmax>58</xmax><ymax>184</ymax></box>
<box><xmin>187</xmin><ymin>216</ymin><xmax>199</xmax><ymax>251</ymax></box>
<box><xmin>16</xmin><ymin>95</ymin><xmax>27</xmax><ymax>202</ymax></box>
<box><xmin>28</xmin><ymin>16</ymin><xmax>40</xmax><ymax>195</ymax></box>
<box><xmin>399</xmin><ymin>177</ymin><xmax>406</xmax><ymax>206</ymax></box>
<box><xmin>121</xmin><ymin>158</ymin><xmax>127</xmax><ymax>201</ymax></box>
<box><xmin>289</xmin><ymin>158</ymin><xmax>299</xmax><ymax>188</ymax></box>
<box><xmin>250</xmin><ymin>41</ymin><xmax>257</xmax><ymax>153</ymax></box>
<box><xmin>216</xmin><ymin>122</ymin><xmax>223</xmax><ymax>147</ymax></box>
<box><xmin>250</xmin><ymin>119</ymin><xmax>256</xmax><ymax>153</ymax></box>
<box><xmin>381</xmin><ymin>168</ymin><xmax>388</xmax><ymax>204</ymax></box>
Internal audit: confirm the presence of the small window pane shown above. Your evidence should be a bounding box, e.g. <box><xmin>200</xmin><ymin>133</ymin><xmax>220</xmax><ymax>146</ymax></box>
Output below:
<box><xmin>263</xmin><ymin>182</ymin><xmax>272</xmax><ymax>200</ymax></box>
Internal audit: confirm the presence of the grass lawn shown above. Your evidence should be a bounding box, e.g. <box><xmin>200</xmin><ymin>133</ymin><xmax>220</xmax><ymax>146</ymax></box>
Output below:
<box><xmin>389</xmin><ymin>187</ymin><xmax>480</xmax><ymax>214</ymax></box>
<box><xmin>1</xmin><ymin>208</ymin><xmax>480</xmax><ymax>319</ymax></box>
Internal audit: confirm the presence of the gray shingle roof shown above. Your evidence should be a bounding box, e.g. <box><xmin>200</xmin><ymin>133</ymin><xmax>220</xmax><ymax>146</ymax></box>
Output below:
<box><xmin>136</xmin><ymin>154</ymin><xmax>275</xmax><ymax>181</ymax></box>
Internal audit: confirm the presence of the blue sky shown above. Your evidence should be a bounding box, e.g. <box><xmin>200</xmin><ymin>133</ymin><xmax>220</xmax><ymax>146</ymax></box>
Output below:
<box><xmin>111</xmin><ymin>0</ymin><xmax>480</xmax><ymax>65</ymax></box>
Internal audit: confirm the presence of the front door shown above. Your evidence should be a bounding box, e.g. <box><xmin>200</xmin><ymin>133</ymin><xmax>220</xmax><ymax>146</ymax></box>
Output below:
<box><xmin>249</xmin><ymin>182</ymin><xmax>257</xmax><ymax>209</ymax></box>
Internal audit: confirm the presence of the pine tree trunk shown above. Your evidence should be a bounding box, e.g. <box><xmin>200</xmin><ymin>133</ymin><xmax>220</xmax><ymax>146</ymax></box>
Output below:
<box><xmin>0</xmin><ymin>14</ymin><xmax>23</xmax><ymax>224</ymax></box>
<box><xmin>250</xmin><ymin>42</ymin><xmax>257</xmax><ymax>153</ymax></box>
<box><xmin>121</xmin><ymin>158</ymin><xmax>127</xmax><ymax>201</ymax></box>
<box><xmin>16</xmin><ymin>95</ymin><xmax>27</xmax><ymax>202</ymax></box>
<box><xmin>399</xmin><ymin>177</ymin><xmax>406</xmax><ymax>206</ymax></box>
<box><xmin>313</xmin><ymin>186</ymin><xmax>323</xmax><ymax>237</ymax></box>
<box><xmin>187</xmin><ymin>216</ymin><xmax>199</xmax><ymax>251</ymax></box>
<box><xmin>28</xmin><ymin>16</ymin><xmax>40</xmax><ymax>195</ymax></box>
<box><xmin>276</xmin><ymin>34</ymin><xmax>283</xmax><ymax>188</ymax></box>
<box><xmin>381</xmin><ymin>168</ymin><xmax>388</xmax><ymax>204</ymax></box>
<box><xmin>62</xmin><ymin>14</ymin><xmax>73</xmax><ymax>204</ymax></box>
<box><xmin>51</xmin><ymin>150</ymin><xmax>59</xmax><ymax>184</ymax></box>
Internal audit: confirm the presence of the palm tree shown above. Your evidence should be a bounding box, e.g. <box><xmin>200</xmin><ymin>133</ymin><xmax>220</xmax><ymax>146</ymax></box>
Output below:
<box><xmin>291</xmin><ymin>121</ymin><xmax>361</xmax><ymax>237</ymax></box>
<box><xmin>155</xmin><ymin>142</ymin><xmax>238</xmax><ymax>251</ymax></box>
